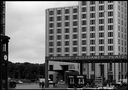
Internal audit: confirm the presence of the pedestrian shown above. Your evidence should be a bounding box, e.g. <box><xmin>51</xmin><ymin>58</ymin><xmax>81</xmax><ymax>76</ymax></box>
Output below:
<box><xmin>39</xmin><ymin>78</ymin><xmax>44</xmax><ymax>88</ymax></box>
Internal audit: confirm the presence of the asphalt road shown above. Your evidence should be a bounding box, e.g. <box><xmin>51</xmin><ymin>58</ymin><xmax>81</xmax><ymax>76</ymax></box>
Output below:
<box><xmin>14</xmin><ymin>83</ymin><xmax>42</xmax><ymax>89</ymax></box>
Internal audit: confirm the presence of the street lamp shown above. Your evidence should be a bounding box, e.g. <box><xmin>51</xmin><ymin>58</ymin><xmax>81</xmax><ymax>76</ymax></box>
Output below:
<box><xmin>0</xmin><ymin>35</ymin><xmax>10</xmax><ymax>90</ymax></box>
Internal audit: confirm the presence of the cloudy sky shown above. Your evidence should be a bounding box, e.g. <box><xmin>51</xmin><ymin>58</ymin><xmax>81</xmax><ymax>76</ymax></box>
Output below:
<box><xmin>6</xmin><ymin>1</ymin><xmax>78</xmax><ymax>64</ymax></box>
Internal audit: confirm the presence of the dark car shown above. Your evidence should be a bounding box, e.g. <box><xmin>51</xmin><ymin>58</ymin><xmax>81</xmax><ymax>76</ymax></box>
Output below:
<box><xmin>9</xmin><ymin>80</ymin><xmax>17</xmax><ymax>88</ymax></box>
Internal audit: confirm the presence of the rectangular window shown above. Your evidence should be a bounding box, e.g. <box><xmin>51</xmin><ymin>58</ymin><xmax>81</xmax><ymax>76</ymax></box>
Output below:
<box><xmin>108</xmin><ymin>5</ymin><xmax>113</xmax><ymax>10</ymax></box>
<box><xmin>49</xmin><ymin>10</ymin><xmax>54</xmax><ymax>15</ymax></box>
<box><xmin>108</xmin><ymin>18</ymin><xmax>113</xmax><ymax>23</ymax></box>
<box><xmin>82</xmin><ymin>53</ymin><xmax>86</xmax><ymax>56</ymax></box>
<box><xmin>108</xmin><ymin>11</ymin><xmax>113</xmax><ymax>16</ymax></box>
<box><xmin>82</xmin><ymin>47</ymin><xmax>86</xmax><ymax>51</ymax></box>
<box><xmin>90</xmin><ymin>33</ymin><xmax>95</xmax><ymax>38</ymax></box>
<box><xmin>49</xmin><ymin>23</ymin><xmax>54</xmax><ymax>28</ymax></box>
<box><xmin>57</xmin><ymin>29</ymin><xmax>61</xmax><ymax>33</ymax></box>
<box><xmin>73</xmin><ymin>54</ymin><xmax>77</xmax><ymax>56</ymax></box>
<box><xmin>57</xmin><ymin>41</ymin><xmax>61</xmax><ymax>46</ymax></box>
<box><xmin>65</xmin><ymin>54</ymin><xmax>69</xmax><ymax>56</ymax></box>
<box><xmin>73</xmin><ymin>47</ymin><xmax>77</xmax><ymax>52</ymax></box>
<box><xmin>90</xmin><ymin>40</ymin><xmax>95</xmax><ymax>45</ymax></box>
<box><xmin>57</xmin><ymin>48</ymin><xmax>61</xmax><ymax>52</ymax></box>
<box><xmin>99</xmin><ymin>26</ymin><xmax>104</xmax><ymax>31</ymax></box>
<box><xmin>90</xmin><ymin>26</ymin><xmax>95</xmax><ymax>31</ymax></box>
<box><xmin>99</xmin><ymin>1</ymin><xmax>104</xmax><ymax>4</ymax></box>
<box><xmin>73</xmin><ymin>34</ymin><xmax>77</xmax><ymax>39</ymax></box>
<box><xmin>49</xmin><ymin>48</ymin><xmax>53</xmax><ymax>53</ymax></box>
<box><xmin>65</xmin><ymin>9</ymin><xmax>70</xmax><ymax>14</ymax></box>
<box><xmin>82</xmin><ymin>20</ymin><xmax>86</xmax><ymax>25</ymax></box>
<box><xmin>82</xmin><ymin>14</ymin><xmax>86</xmax><ymax>19</ymax></box>
<box><xmin>99</xmin><ymin>5</ymin><xmax>104</xmax><ymax>10</ymax></box>
<box><xmin>73</xmin><ymin>8</ymin><xmax>78</xmax><ymax>13</ymax></box>
<box><xmin>99</xmin><ymin>39</ymin><xmax>104</xmax><ymax>44</ymax></box>
<box><xmin>73</xmin><ymin>28</ymin><xmax>77</xmax><ymax>32</ymax></box>
<box><xmin>108</xmin><ymin>32</ymin><xmax>113</xmax><ymax>37</ymax></box>
<box><xmin>90</xmin><ymin>6</ymin><xmax>95</xmax><ymax>11</ymax></box>
<box><xmin>49</xmin><ymin>42</ymin><xmax>53</xmax><ymax>46</ymax></box>
<box><xmin>65</xmin><ymin>35</ymin><xmax>69</xmax><ymax>39</ymax></box>
<box><xmin>57</xmin><ymin>22</ymin><xmax>61</xmax><ymax>27</ymax></box>
<box><xmin>57</xmin><ymin>35</ymin><xmax>61</xmax><ymax>40</ymax></box>
<box><xmin>91</xmin><ymin>63</ymin><xmax>95</xmax><ymax>71</ymax></box>
<box><xmin>73</xmin><ymin>21</ymin><xmax>78</xmax><ymax>26</ymax></box>
<box><xmin>57</xmin><ymin>16</ymin><xmax>61</xmax><ymax>21</ymax></box>
<box><xmin>99</xmin><ymin>53</ymin><xmax>104</xmax><ymax>55</ymax></box>
<box><xmin>65</xmin><ymin>41</ymin><xmax>69</xmax><ymax>46</ymax></box>
<box><xmin>82</xmin><ymin>40</ymin><xmax>86</xmax><ymax>45</ymax></box>
<box><xmin>82</xmin><ymin>1</ymin><xmax>86</xmax><ymax>5</ymax></box>
<box><xmin>109</xmin><ymin>63</ymin><xmax>112</xmax><ymax>71</ymax></box>
<box><xmin>82</xmin><ymin>7</ymin><xmax>87</xmax><ymax>12</ymax></box>
<box><xmin>108</xmin><ymin>53</ymin><xmax>113</xmax><ymax>55</ymax></box>
<box><xmin>49</xmin><ymin>29</ymin><xmax>54</xmax><ymax>34</ymax></box>
<box><xmin>90</xmin><ymin>20</ymin><xmax>95</xmax><ymax>25</ymax></box>
<box><xmin>82</xmin><ymin>34</ymin><xmax>86</xmax><ymax>38</ymax></box>
<box><xmin>65</xmin><ymin>15</ymin><xmax>70</xmax><ymax>20</ymax></box>
<box><xmin>108</xmin><ymin>39</ymin><xmax>113</xmax><ymax>44</ymax></box>
<box><xmin>99</xmin><ymin>46</ymin><xmax>104</xmax><ymax>51</ymax></box>
<box><xmin>57</xmin><ymin>10</ymin><xmax>61</xmax><ymax>14</ymax></box>
<box><xmin>65</xmin><ymin>22</ymin><xmax>70</xmax><ymax>27</ymax></box>
<box><xmin>108</xmin><ymin>1</ymin><xmax>113</xmax><ymax>3</ymax></box>
<box><xmin>99</xmin><ymin>33</ymin><xmax>104</xmax><ymax>37</ymax></box>
<box><xmin>73</xmin><ymin>15</ymin><xmax>78</xmax><ymax>19</ymax></box>
<box><xmin>65</xmin><ymin>28</ymin><xmax>69</xmax><ymax>33</ymax></box>
<box><xmin>65</xmin><ymin>47</ymin><xmax>69</xmax><ymax>52</ymax></box>
<box><xmin>90</xmin><ymin>53</ymin><xmax>95</xmax><ymax>56</ymax></box>
<box><xmin>82</xmin><ymin>27</ymin><xmax>87</xmax><ymax>32</ymax></box>
<box><xmin>49</xmin><ymin>36</ymin><xmax>54</xmax><ymax>40</ymax></box>
<box><xmin>108</xmin><ymin>46</ymin><xmax>113</xmax><ymax>51</ymax></box>
<box><xmin>90</xmin><ymin>1</ymin><xmax>95</xmax><ymax>5</ymax></box>
<box><xmin>49</xmin><ymin>17</ymin><xmax>54</xmax><ymax>21</ymax></box>
<box><xmin>73</xmin><ymin>41</ymin><xmax>77</xmax><ymax>45</ymax></box>
<box><xmin>108</xmin><ymin>25</ymin><xmax>113</xmax><ymax>30</ymax></box>
<box><xmin>90</xmin><ymin>13</ymin><xmax>95</xmax><ymax>18</ymax></box>
<box><xmin>90</xmin><ymin>46</ymin><xmax>95</xmax><ymax>51</ymax></box>
<box><xmin>49</xmin><ymin>65</ymin><xmax>53</xmax><ymax>70</ymax></box>
<box><xmin>99</xmin><ymin>19</ymin><xmax>104</xmax><ymax>24</ymax></box>
<box><xmin>99</xmin><ymin>12</ymin><xmax>104</xmax><ymax>17</ymax></box>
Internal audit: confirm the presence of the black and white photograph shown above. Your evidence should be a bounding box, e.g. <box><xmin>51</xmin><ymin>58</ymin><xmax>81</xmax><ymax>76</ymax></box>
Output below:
<box><xmin>0</xmin><ymin>1</ymin><xmax>127</xmax><ymax>90</ymax></box>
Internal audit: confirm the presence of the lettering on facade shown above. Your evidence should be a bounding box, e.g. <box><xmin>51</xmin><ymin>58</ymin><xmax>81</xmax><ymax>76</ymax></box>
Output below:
<box><xmin>46</xmin><ymin>55</ymin><xmax>127</xmax><ymax>61</ymax></box>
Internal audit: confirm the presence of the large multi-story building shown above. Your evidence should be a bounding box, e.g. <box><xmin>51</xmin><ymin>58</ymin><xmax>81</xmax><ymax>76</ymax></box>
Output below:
<box><xmin>45</xmin><ymin>1</ymin><xmax>127</xmax><ymax>83</ymax></box>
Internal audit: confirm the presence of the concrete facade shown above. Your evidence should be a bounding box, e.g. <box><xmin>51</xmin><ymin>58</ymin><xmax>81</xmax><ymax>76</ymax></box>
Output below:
<box><xmin>45</xmin><ymin>1</ymin><xmax>127</xmax><ymax>83</ymax></box>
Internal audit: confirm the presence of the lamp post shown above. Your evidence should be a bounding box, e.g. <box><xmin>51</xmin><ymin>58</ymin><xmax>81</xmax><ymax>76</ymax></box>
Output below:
<box><xmin>0</xmin><ymin>35</ymin><xmax>10</xmax><ymax>90</ymax></box>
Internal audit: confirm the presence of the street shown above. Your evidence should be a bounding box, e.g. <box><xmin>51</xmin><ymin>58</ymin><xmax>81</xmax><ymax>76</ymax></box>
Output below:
<box><xmin>12</xmin><ymin>83</ymin><xmax>42</xmax><ymax>89</ymax></box>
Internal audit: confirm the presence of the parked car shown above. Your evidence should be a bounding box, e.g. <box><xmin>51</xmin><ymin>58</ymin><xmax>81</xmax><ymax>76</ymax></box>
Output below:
<box><xmin>9</xmin><ymin>80</ymin><xmax>17</xmax><ymax>88</ymax></box>
<box><xmin>17</xmin><ymin>80</ymin><xmax>23</xmax><ymax>84</ymax></box>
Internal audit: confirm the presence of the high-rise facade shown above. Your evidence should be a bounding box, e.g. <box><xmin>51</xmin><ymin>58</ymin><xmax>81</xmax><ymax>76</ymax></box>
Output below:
<box><xmin>46</xmin><ymin>1</ymin><xmax>127</xmax><ymax>83</ymax></box>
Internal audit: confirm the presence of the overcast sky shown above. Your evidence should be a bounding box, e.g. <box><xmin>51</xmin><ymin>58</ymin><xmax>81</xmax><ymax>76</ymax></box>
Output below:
<box><xmin>6</xmin><ymin>1</ymin><xmax>78</xmax><ymax>64</ymax></box>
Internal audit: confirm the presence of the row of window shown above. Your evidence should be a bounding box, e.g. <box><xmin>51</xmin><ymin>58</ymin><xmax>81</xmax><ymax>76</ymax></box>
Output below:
<box><xmin>49</xmin><ymin>32</ymin><xmax>113</xmax><ymax>40</ymax></box>
<box><xmin>48</xmin><ymin>4</ymin><xmax>113</xmax><ymax>15</ymax></box>
<box><xmin>49</xmin><ymin>7</ymin><xmax>78</xmax><ymax>15</ymax></box>
<box><xmin>49</xmin><ymin>18</ymin><xmax>113</xmax><ymax>28</ymax></box>
<box><xmin>49</xmin><ymin>46</ymin><xmax>114</xmax><ymax>53</ymax></box>
<box><xmin>49</xmin><ymin>25</ymin><xmax>113</xmax><ymax>34</ymax></box>
<box><xmin>81</xmin><ymin>1</ymin><xmax>113</xmax><ymax>6</ymax></box>
<box><xmin>49</xmin><ymin>39</ymin><xmax>114</xmax><ymax>46</ymax></box>
<box><xmin>118</xmin><ymin>46</ymin><xmax>127</xmax><ymax>52</ymax></box>
<box><xmin>49</xmin><ymin>52</ymin><xmax>114</xmax><ymax>57</ymax></box>
<box><xmin>49</xmin><ymin>11</ymin><xmax>113</xmax><ymax>21</ymax></box>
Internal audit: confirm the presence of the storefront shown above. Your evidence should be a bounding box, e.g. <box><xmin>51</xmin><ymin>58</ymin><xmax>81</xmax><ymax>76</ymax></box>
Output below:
<box><xmin>45</xmin><ymin>55</ymin><xmax>127</xmax><ymax>87</ymax></box>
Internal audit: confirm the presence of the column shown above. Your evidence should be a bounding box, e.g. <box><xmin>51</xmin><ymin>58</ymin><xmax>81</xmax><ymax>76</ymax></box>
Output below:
<box><xmin>45</xmin><ymin>59</ymin><xmax>49</xmax><ymax>88</ymax></box>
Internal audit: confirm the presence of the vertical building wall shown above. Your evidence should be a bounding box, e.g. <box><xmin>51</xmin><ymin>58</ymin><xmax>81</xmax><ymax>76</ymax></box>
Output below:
<box><xmin>46</xmin><ymin>1</ymin><xmax>127</xmax><ymax>82</ymax></box>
